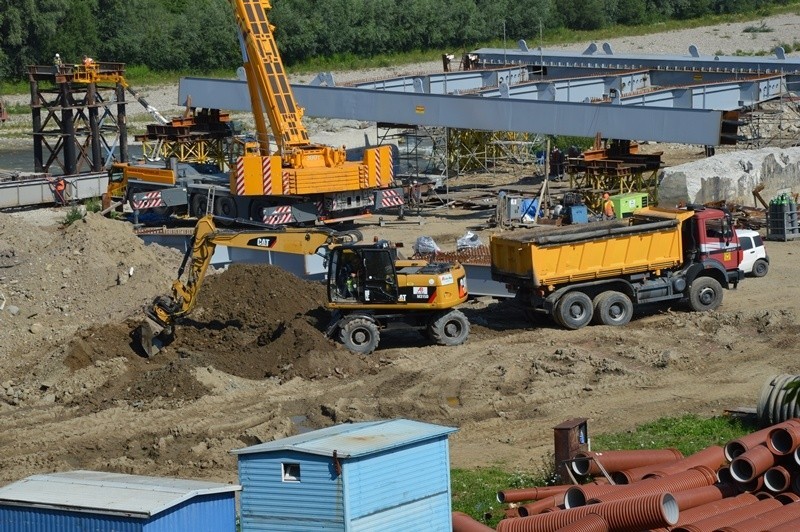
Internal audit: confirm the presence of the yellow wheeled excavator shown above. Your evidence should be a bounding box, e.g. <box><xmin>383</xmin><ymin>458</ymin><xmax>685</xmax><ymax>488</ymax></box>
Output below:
<box><xmin>138</xmin><ymin>216</ymin><xmax>470</xmax><ymax>356</ymax></box>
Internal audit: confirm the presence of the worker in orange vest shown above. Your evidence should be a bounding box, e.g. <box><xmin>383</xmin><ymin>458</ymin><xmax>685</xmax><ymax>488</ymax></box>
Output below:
<box><xmin>54</xmin><ymin>177</ymin><xmax>67</xmax><ymax>205</ymax></box>
<box><xmin>602</xmin><ymin>192</ymin><xmax>615</xmax><ymax>220</ymax></box>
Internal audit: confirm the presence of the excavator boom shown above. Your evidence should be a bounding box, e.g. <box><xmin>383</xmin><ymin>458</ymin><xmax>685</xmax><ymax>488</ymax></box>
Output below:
<box><xmin>137</xmin><ymin>215</ymin><xmax>361</xmax><ymax>357</ymax></box>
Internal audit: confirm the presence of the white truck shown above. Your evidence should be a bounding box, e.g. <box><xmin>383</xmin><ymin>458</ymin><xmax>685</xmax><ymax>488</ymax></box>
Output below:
<box><xmin>736</xmin><ymin>229</ymin><xmax>769</xmax><ymax>277</ymax></box>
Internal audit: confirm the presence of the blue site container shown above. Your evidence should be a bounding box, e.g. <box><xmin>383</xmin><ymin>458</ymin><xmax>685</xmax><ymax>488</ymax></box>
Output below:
<box><xmin>0</xmin><ymin>471</ymin><xmax>241</xmax><ymax>532</ymax></box>
<box><xmin>232</xmin><ymin>418</ymin><xmax>457</xmax><ymax>532</ymax></box>
<box><xmin>520</xmin><ymin>198</ymin><xmax>540</xmax><ymax>220</ymax></box>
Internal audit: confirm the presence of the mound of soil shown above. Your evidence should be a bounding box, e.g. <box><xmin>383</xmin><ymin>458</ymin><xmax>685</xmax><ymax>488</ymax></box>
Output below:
<box><xmin>175</xmin><ymin>263</ymin><xmax>368</xmax><ymax>381</ymax></box>
<box><xmin>63</xmin><ymin>263</ymin><xmax>371</xmax><ymax>403</ymax></box>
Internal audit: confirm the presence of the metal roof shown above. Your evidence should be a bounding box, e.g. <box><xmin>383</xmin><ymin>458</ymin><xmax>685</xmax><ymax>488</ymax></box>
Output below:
<box><xmin>231</xmin><ymin>419</ymin><xmax>457</xmax><ymax>458</ymax></box>
<box><xmin>0</xmin><ymin>470</ymin><xmax>241</xmax><ymax>519</ymax></box>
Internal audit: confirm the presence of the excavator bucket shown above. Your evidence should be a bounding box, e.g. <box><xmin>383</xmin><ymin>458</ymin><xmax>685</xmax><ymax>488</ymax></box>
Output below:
<box><xmin>137</xmin><ymin>317</ymin><xmax>167</xmax><ymax>358</ymax></box>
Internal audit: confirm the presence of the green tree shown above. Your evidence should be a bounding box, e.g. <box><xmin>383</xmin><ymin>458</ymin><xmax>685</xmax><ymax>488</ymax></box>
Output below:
<box><xmin>714</xmin><ymin>0</ymin><xmax>758</xmax><ymax>14</ymax></box>
<box><xmin>0</xmin><ymin>0</ymin><xmax>67</xmax><ymax>78</ymax></box>
<box><xmin>674</xmin><ymin>0</ymin><xmax>713</xmax><ymax>19</ymax></box>
<box><xmin>177</xmin><ymin>0</ymin><xmax>238</xmax><ymax>71</ymax></box>
<box><xmin>50</xmin><ymin>0</ymin><xmax>100</xmax><ymax>66</ymax></box>
<box><xmin>347</xmin><ymin>0</ymin><xmax>396</xmax><ymax>56</ymax></box>
<box><xmin>615</xmin><ymin>0</ymin><xmax>649</xmax><ymax>25</ymax></box>
<box><xmin>270</xmin><ymin>0</ymin><xmax>326</xmax><ymax>64</ymax></box>
<box><xmin>558</xmin><ymin>0</ymin><xmax>608</xmax><ymax>30</ymax></box>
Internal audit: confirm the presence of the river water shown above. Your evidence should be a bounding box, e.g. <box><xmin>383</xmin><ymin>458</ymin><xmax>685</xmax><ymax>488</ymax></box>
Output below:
<box><xmin>0</xmin><ymin>148</ymin><xmax>34</xmax><ymax>172</ymax></box>
<box><xmin>0</xmin><ymin>145</ymin><xmax>144</xmax><ymax>174</ymax></box>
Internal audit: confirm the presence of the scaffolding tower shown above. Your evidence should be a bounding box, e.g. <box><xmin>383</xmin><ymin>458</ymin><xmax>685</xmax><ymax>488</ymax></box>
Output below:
<box><xmin>28</xmin><ymin>62</ymin><xmax>129</xmax><ymax>175</ymax></box>
<box><xmin>567</xmin><ymin>138</ymin><xmax>662</xmax><ymax>211</ymax></box>
<box><xmin>376</xmin><ymin>123</ymin><xmax>545</xmax><ymax>186</ymax></box>
<box><xmin>137</xmin><ymin>109</ymin><xmax>234</xmax><ymax>169</ymax></box>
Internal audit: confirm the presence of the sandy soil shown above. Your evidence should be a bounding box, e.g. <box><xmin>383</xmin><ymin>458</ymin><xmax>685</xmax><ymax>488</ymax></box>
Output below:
<box><xmin>1</xmin><ymin>16</ymin><xmax>800</xmax><ymax>489</ymax></box>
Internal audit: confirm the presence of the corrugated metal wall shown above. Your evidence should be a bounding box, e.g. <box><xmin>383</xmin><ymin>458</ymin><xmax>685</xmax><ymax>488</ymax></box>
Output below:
<box><xmin>239</xmin><ymin>451</ymin><xmax>344</xmax><ymax>531</ymax></box>
<box><xmin>0</xmin><ymin>505</ymin><xmax>142</xmax><ymax>532</ymax></box>
<box><xmin>349</xmin><ymin>493</ymin><xmax>452</xmax><ymax>532</ymax></box>
<box><xmin>143</xmin><ymin>493</ymin><xmax>237</xmax><ymax>532</ymax></box>
<box><xmin>0</xmin><ymin>492</ymin><xmax>236</xmax><ymax>532</ymax></box>
<box><xmin>345</xmin><ymin>437</ymin><xmax>452</xmax><ymax>526</ymax></box>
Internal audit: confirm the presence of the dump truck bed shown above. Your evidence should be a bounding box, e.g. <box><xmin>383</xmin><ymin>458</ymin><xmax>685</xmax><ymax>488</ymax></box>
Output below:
<box><xmin>491</xmin><ymin>208</ymin><xmax>695</xmax><ymax>288</ymax></box>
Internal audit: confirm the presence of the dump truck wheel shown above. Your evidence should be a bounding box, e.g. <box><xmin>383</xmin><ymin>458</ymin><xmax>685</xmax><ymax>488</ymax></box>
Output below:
<box><xmin>591</xmin><ymin>292</ymin><xmax>610</xmax><ymax>325</ymax></box>
<box><xmin>551</xmin><ymin>308</ymin><xmax>565</xmax><ymax>327</ymax></box>
<box><xmin>555</xmin><ymin>291</ymin><xmax>593</xmax><ymax>330</ymax></box>
<box><xmin>688</xmin><ymin>277</ymin><xmax>723</xmax><ymax>312</ymax></box>
<box><xmin>752</xmin><ymin>259</ymin><xmax>769</xmax><ymax>278</ymax></box>
<box><xmin>595</xmin><ymin>291</ymin><xmax>633</xmax><ymax>326</ymax></box>
<box><xmin>339</xmin><ymin>317</ymin><xmax>380</xmax><ymax>354</ymax></box>
<box><xmin>428</xmin><ymin>310</ymin><xmax>470</xmax><ymax>346</ymax></box>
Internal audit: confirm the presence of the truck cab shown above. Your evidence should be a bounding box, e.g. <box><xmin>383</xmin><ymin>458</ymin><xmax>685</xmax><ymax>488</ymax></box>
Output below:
<box><xmin>691</xmin><ymin>207</ymin><xmax>743</xmax><ymax>283</ymax></box>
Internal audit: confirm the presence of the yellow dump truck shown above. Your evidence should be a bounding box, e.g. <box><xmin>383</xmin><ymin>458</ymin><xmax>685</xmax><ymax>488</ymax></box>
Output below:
<box><xmin>490</xmin><ymin>206</ymin><xmax>745</xmax><ymax>329</ymax></box>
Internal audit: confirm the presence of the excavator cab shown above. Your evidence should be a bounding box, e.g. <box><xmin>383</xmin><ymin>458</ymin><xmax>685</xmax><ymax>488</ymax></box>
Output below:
<box><xmin>328</xmin><ymin>245</ymin><xmax>398</xmax><ymax>304</ymax></box>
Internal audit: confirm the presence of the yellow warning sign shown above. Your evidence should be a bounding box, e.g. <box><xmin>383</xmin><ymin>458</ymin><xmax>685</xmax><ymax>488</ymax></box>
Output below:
<box><xmin>415</xmin><ymin>105</ymin><xmax>425</xmax><ymax>114</ymax></box>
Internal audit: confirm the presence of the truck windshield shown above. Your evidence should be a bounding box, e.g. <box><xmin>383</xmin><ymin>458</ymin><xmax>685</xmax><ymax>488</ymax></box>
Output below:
<box><xmin>705</xmin><ymin>218</ymin><xmax>732</xmax><ymax>240</ymax></box>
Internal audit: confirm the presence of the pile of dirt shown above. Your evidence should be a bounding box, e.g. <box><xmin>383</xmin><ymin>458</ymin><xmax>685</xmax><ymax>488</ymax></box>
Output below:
<box><xmin>171</xmin><ymin>263</ymin><xmax>370</xmax><ymax>381</ymax></box>
<box><xmin>0</xmin><ymin>212</ymin><xmax>181</xmax><ymax>360</ymax></box>
<box><xmin>2</xmin><ymin>212</ymin><xmax>372</xmax><ymax>415</ymax></box>
<box><xmin>61</xmin><ymin>262</ymin><xmax>373</xmax><ymax>410</ymax></box>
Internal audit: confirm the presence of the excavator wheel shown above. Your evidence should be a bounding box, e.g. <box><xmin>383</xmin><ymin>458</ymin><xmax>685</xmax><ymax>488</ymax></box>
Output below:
<box><xmin>339</xmin><ymin>317</ymin><xmax>380</xmax><ymax>355</ymax></box>
<box><xmin>427</xmin><ymin>310</ymin><xmax>470</xmax><ymax>346</ymax></box>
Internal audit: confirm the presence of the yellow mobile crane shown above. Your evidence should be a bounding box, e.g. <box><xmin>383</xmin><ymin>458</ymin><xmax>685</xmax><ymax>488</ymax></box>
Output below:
<box><xmin>109</xmin><ymin>0</ymin><xmax>403</xmax><ymax>225</ymax></box>
<box><xmin>139</xmin><ymin>216</ymin><xmax>470</xmax><ymax>356</ymax></box>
